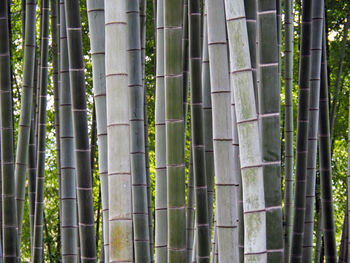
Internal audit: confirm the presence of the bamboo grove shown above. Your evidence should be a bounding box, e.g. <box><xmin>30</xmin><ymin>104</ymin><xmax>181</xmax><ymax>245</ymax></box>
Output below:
<box><xmin>0</xmin><ymin>0</ymin><xmax>350</xmax><ymax>262</ymax></box>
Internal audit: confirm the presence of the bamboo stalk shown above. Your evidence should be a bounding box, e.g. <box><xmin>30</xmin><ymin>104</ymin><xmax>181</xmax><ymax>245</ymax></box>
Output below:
<box><xmin>224</xmin><ymin>0</ymin><xmax>267</xmax><ymax>261</ymax></box>
<box><xmin>86</xmin><ymin>0</ymin><xmax>109</xmax><ymax>261</ymax></box>
<box><xmin>319</xmin><ymin>26</ymin><xmax>337</xmax><ymax>262</ymax></box>
<box><xmin>283</xmin><ymin>0</ymin><xmax>294</xmax><ymax>260</ymax></box>
<box><xmin>59</xmin><ymin>1</ymin><xmax>78</xmax><ymax>261</ymax></box>
<box><xmin>207</xmin><ymin>0</ymin><xmax>240</xmax><ymax>261</ymax></box>
<box><xmin>65</xmin><ymin>0</ymin><xmax>97</xmax><ymax>261</ymax></box>
<box><xmin>14</xmin><ymin>0</ymin><xmax>37</xmax><ymax>257</ymax></box>
<box><xmin>201</xmin><ymin>4</ymin><xmax>214</xmax><ymax>242</ymax></box>
<box><xmin>105</xmin><ymin>0</ymin><xmax>133</xmax><ymax>261</ymax></box>
<box><xmin>256</xmin><ymin>1</ymin><xmax>283</xmax><ymax>261</ymax></box>
<box><xmin>302</xmin><ymin>0</ymin><xmax>324</xmax><ymax>261</ymax></box>
<box><xmin>155</xmin><ymin>0</ymin><xmax>167</xmax><ymax>261</ymax></box>
<box><xmin>32</xmin><ymin>0</ymin><xmax>49</xmax><ymax>261</ymax></box>
<box><xmin>290</xmin><ymin>0</ymin><xmax>313</xmax><ymax>261</ymax></box>
<box><xmin>164</xmin><ymin>0</ymin><xmax>186</xmax><ymax>261</ymax></box>
<box><xmin>127</xmin><ymin>0</ymin><xmax>151</xmax><ymax>261</ymax></box>
<box><xmin>0</xmin><ymin>1</ymin><xmax>17</xmax><ymax>261</ymax></box>
<box><xmin>189</xmin><ymin>0</ymin><xmax>210</xmax><ymax>261</ymax></box>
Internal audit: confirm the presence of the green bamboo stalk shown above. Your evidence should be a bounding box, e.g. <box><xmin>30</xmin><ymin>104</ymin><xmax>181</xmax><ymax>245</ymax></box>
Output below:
<box><xmin>256</xmin><ymin>1</ymin><xmax>283</xmax><ymax>261</ymax></box>
<box><xmin>0</xmin><ymin>1</ymin><xmax>17</xmax><ymax>261</ymax></box>
<box><xmin>319</xmin><ymin>28</ymin><xmax>337</xmax><ymax>262</ymax></box>
<box><xmin>302</xmin><ymin>0</ymin><xmax>324</xmax><ymax>261</ymax></box>
<box><xmin>224</xmin><ymin>0</ymin><xmax>267</xmax><ymax>262</ymax></box>
<box><xmin>127</xmin><ymin>0</ymin><xmax>151</xmax><ymax>261</ymax></box>
<box><xmin>164</xmin><ymin>1</ymin><xmax>186</xmax><ymax>261</ymax></box>
<box><xmin>347</xmin><ymin>39</ymin><xmax>350</xmax><ymax>261</ymax></box>
<box><xmin>105</xmin><ymin>0</ymin><xmax>133</xmax><ymax>261</ymax></box>
<box><xmin>59</xmin><ymin>1</ymin><xmax>78</xmax><ymax>262</ymax></box>
<box><xmin>31</xmin><ymin>0</ymin><xmax>49</xmax><ymax>261</ymax></box>
<box><xmin>189</xmin><ymin>0</ymin><xmax>210</xmax><ymax>262</ymax></box>
<box><xmin>155</xmin><ymin>0</ymin><xmax>167</xmax><ymax>261</ymax></box>
<box><xmin>185</xmin><ymin>149</ymin><xmax>194</xmax><ymax>263</ymax></box>
<box><xmin>210</xmin><ymin>221</ymin><xmax>216</xmax><ymax>263</ymax></box>
<box><xmin>65</xmin><ymin>1</ymin><xmax>97</xmax><ymax>262</ymax></box>
<box><xmin>290</xmin><ymin>0</ymin><xmax>312</xmax><ymax>261</ymax></box>
<box><xmin>207</xmin><ymin>0</ymin><xmax>240</xmax><ymax>262</ymax></box>
<box><xmin>86</xmin><ymin>0</ymin><xmax>109</xmax><ymax>261</ymax></box>
<box><xmin>201</xmin><ymin>5</ymin><xmax>214</xmax><ymax>242</ymax></box>
<box><xmin>14</xmin><ymin>0</ymin><xmax>36</xmax><ymax>256</ymax></box>
<box><xmin>283</xmin><ymin>0</ymin><xmax>294</xmax><ymax>260</ymax></box>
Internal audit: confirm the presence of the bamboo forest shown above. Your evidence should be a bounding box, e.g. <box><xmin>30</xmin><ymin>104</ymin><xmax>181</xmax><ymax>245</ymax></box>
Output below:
<box><xmin>1</xmin><ymin>0</ymin><xmax>350</xmax><ymax>262</ymax></box>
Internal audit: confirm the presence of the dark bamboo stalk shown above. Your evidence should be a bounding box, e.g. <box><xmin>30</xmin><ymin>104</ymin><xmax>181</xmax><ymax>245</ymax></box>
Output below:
<box><xmin>318</xmin><ymin>25</ymin><xmax>337</xmax><ymax>263</ymax></box>
<box><xmin>290</xmin><ymin>0</ymin><xmax>313</xmax><ymax>261</ymax></box>
<box><xmin>0</xmin><ymin>1</ymin><xmax>17</xmax><ymax>261</ymax></box>
<box><xmin>65</xmin><ymin>0</ymin><xmax>97</xmax><ymax>261</ymax></box>
<box><xmin>32</xmin><ymin>0</ymin><xmax>49</xmax><ymax>261</ymax></box>
<box><xmin>189</xmin><ymin>0</ymin><xmax>210</xmax><ymax>261</ymax></box>
<box><xmin>14</xmin><ymin>0</ymin><xmax>37</xmax><ymax>257</ymax></box>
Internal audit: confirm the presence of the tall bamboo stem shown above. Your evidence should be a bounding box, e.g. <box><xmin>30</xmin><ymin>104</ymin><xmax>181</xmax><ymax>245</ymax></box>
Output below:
<box><xmin>224</xmin><ymin>0</ymin><xmax>267</xmax><ymax>261</ymax></box>
<box><xmin>65</xmin><ymin>1</ymin><xmax>97</xmax><ymax>261</ymax></box>
<box><xmin>290</xmin><ymin>1</ymin><xmax>312</xmax><ymax>261</ymax></box>
<box><xmin>0</xmin><ymin>1</ymin><xmax>17</xmax><ymax>261</ymax></box>
<box><xmin>207</xmin><ymin>0</ymin><xmax>240</xmax><ymax>261</ymax></box>
<box><xmin>284</xmin><ymin>0</ymin><xmax>294</xmax><ymax>260</ymax></box>
<box><xmin>302</xmin><ymin>0</ymin><xmax>324</xmax><ymax>261</ymax></box>
<box><xmin>127</xmin><ymin>0</ymin><xmax>151</xmax><ymax>261</ymax></box>
<box><xmin>59</xmin><ymin>1</ymin><xmax>78</xmax><ymax>261</ymax></box>
<box><xmin>319</xmin><ymin>26</ymin><xmax>337</xmax><ymax>262</ymax></box>
<box><xmin>105</xmin><ymin>0</ymin><xmax>133</xmax><ymax>261</ymax></box>
<box><xmin>86</xmin><ymin>0</ymin><xmax>109</xmax><ymax>261</ymax></box>
<box><xmin>189</xmin><ymin>0</ymin><xmax>210</xmax><ymax>262</ymax></box>
<box><xmin>14</xmin><ymin>0</ymin><xmax>37</xmax><ymax>256</ymax></box>
<box><xmin>155</xmin><ymin>0</ymin><xmax>167</xmax><ymax>261</ymax></box>
<box><xmin>32</xmin><ymin>0</ymin><xmax>49</xmax><ymax>261</ymax></box>
<box><xmin>164</xmin><ymin>0</ymin><xmax>186</xmax><ymax>261</ymax></box>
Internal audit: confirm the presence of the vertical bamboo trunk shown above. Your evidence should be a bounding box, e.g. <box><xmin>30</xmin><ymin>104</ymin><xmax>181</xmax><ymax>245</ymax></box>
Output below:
<box><xmin>256</xmin><ymin>1</ymin><xmax>283</xmax><ymax>261</ymax></box>
<box><xmin>207</xmin><ymin>0</ymin><xmax>239</xmax><ymax>262</ymax></box>
<box><xmin>224</xmin><ymin>1</ymin><xmax>268</xmax><ymax>262</ymax></box>
<box><xmin>302</xmin><ymin>0</ymin><xmax>324</xmax><ymax>261</ymax></box>
<box><xmin>65</xmin><ymin>1</ymin><xmax>97</xmax><ymax>262</ymax></box>
<box><xmin>185</xmin><ymin>150</ymin><xmax>194</xmax><ymax>263</ymax></box>
<box><xmin>189</xmin><ymin>0</ymin><xmax>210</xmax><ymax>262</ymax></box>
<box><xmin>155</xmin><ymin>0</ymin><xmax>167</xmax><ymax>261</ymax></box>
<box><xmin>105</xmin><ymin>0</ymin><xmax>133</xmax><ymax>261</ymax></box>
<box><xmin>347</xmin><ymin>34</ymin><xmax>350</xmax><ymax>261</ymax></box>
<box><xmin>0</xmin><ymin>0</ymin><xmax>17</xmax><ymax>261</ymax></box>
<box><xmin>201</xmin><ymin>5</ymin><xmax>214</xmax><ymax>241</ymax></box>
<box><xmin>59</xmin><ymin>1</ymin><xmax>78</xmax><ymax>262</ymax></box>
<box><xmin>319</xmin><ymin>28</ymin><xmax>337</xmax><ymax>263</ymax></box>
<box><xmin>338</xmin><ymin>208</ymin><xmax>348</xmax><ymax>263</ymax></box>
<box><xmin>86</xmin><ymin>0</ymin><xmax>109</xmax><ymax>261</ymax></box>
<box><xmin>14</xmin><ymin>0</ymin><xmax>37</xmax><ymax>256</ymax></box>
<box><xmin>127</xmin><ymin>0</ymin><xmax>151</xmax><ymax>262</ymax></box>
<box><xmin>31</xmin><ymin>0</ymin><xmax>49</xmax><ymax>261</ymax></box>
<box><xmin>284</xmin><ymin>0</ymin><xmax>294</xmax><ymax>261</ymax></box>
<box><xmin>164</xmin><ymin>1</ymin><xmax>186</xmax><ymax>262</ymax></box>
<box><xmin>290</xmin><ymin>1</ymin><xmax>312</xmax><ymax>261</ymax></box>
